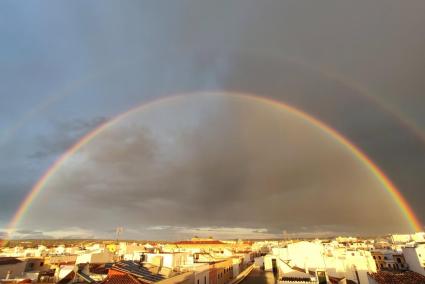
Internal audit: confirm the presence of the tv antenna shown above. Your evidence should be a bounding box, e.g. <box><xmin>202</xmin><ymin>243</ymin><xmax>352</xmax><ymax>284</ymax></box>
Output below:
<box><xmin>115</xmin><ymin>227</ymin><xmax>124</xmax><ymax>243</ymax></box>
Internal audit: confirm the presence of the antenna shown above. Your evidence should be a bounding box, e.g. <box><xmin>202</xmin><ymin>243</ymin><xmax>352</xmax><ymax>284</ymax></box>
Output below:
<box><xmin>115</xmin><ymin>227</ymin><xmax>123</xmax><ymax>243</ymax></box>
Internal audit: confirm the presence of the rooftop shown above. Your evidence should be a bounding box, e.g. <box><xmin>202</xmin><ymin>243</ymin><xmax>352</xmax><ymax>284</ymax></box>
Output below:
<box><xmin>111</xmin><ymin>261</ymin><xmax>166</xmax><ymax>283</ymax></box>
<box><xmin>102</xmin><ymin>269</ymin><xmax>144</xmax><ymax>284</ymax></box>
<box><xmin>368</xmin><ymin>271</ymin><xmax>425</xmax><ymax>284</ymax></box>
<box><xmin>0</xmin><ymin>257</ymin><xmax>22</xmax><ymax>265</ymax></box>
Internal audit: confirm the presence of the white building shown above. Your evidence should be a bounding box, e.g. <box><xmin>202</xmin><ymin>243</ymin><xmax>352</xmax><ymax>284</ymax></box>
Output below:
<box><xmin>189</xmin><ymin>263</ymin><xmax>209</xmax><ymax>284</ymax></box>
<box><xmin>76</xmin><ymin>250</ymin><xmax>114</xmax><ymax>264</ymax></box>
<box><xmin>264</xmin><ymin>240</ymin><xmax>376</xmax><ymax>283</ymax></box>
<box><xmin>143</xmin><ymin>252</ymin><xmax>190</xmax><ymax>269</ymax></box>
<box><xmin>402</xmin><ymin>243</ymin><xmax>425</xmax><ymax>276</ymax></box>
<box><xmin>391</xmin><ymin>232</ymin><xmax>425</xmax><ymax>244</ymax></box>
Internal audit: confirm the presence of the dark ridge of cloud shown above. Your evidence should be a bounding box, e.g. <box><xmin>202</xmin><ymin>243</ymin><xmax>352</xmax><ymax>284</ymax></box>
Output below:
<box><xmin>15</xmin><ymin>229</ymin><xmax>40</xmax><ymax>234</ymax></box>
<box><xmin>28</xmin><ymin>116</ymin><xmax>108</xmax><ymax>159</ymax></box>
<box><xmin>21</xmin><ymin>94</ymin><xmax>409</xmax><ymax>238</ymax></box>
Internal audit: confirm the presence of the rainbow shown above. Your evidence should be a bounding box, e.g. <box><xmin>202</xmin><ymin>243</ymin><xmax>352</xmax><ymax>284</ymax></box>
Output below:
<box><xmin>3</xmin><ymin>92</ymin><xmax>422</xmax><ymax>242</ymax></box>
<box><xmin>3</xmin><ymin>56</ymin><xmax>425</xmax><ymax>147</ymax></box>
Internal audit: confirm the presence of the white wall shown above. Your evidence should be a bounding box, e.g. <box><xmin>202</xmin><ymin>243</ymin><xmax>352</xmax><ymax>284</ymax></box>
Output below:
<box><xmin>57</xmin><ymin>265</ymin><xmax>74</xmax><ymax>280</ymax></box>
<box><xmin>402</xmin><ymin>246</ymin><xmax>425</xmax><ymax>276</ymax></box>
<box><xmin>193</xmin><ymin>264</ymin><xmax>209</xmax><ymax>284</ymax></box>
<box><xmin>76</xmin><ymin>251</ymin><xmax>114</xmax><ymax>264</ymax></box>
<box><xmin>145</xmin><ymin>252</ymin><xmax>190</xmax><ymax>269</ymax></box>
<box><xmin>265</xmin><ymin>241</ymin><xmax>377</xmax><ymax>282</ymax></box>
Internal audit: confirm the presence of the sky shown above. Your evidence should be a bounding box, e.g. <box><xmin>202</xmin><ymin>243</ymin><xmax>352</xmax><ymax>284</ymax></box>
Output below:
<box><xmin>0</xmin><ymin>1</ymin><xmax>424</xmax><ymax>240</ymax></box>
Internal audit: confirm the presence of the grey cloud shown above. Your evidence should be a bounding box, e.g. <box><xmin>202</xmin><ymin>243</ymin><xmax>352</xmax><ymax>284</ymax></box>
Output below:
<box><xmin>21</xmin><ymin>94</ymin><xmax>411</xmax><ymax>238</ymax></box>
<box><xmin>5</xmin><ymin>229</ymin><xmax>53</xmax><ymax>240</ymax></box>
<box><xmin>28</xmin><ymin>117</ymin><xmax>108</xmax><ymax>159</ymax></box>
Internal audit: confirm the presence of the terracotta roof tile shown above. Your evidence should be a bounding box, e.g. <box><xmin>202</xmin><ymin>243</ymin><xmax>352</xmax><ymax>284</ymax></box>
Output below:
<box><xmin>368</xmin><ymin>271</ymin><xmax>425</xmax><ymax>284</ymax></box>
<box><xmin>102</xmin><ymin>270</ymin><xmax>146</xmax><ymax>284</ymax></box>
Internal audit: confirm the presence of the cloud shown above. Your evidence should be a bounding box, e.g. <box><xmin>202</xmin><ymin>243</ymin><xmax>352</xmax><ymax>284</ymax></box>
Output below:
<box><xmin>28</xmin><ymin>117</ymin><xmax>108</xmax><ymax>159</ymax></box>
<box><xmin>5</xmin><ymin>229</ymin><xmax>50</xmax><ymax>239</ymax></box>
<box><xmin>40</xmin><ymin>228</ymin><xmax>95</xmax><ymax>239</ymax></box>
<box><xmin>127</xmin><ymin>226</ymin><xmax>278</xmax><ymax>240</ymax></box>
<box><xmin>6</xmin><ymin>228</ymin><xmax>95</xmax><ymax>240</ymax></box>
<box><xmin>179</xmin><ymin>227</ymin><xmax>276</xmax><ymax>239</ymax></box>
<box><xmin>0</xmin><ymin>231</ymin><xmax>7</xmax><ymax>239</ymax></box>
<box><xmin>19</xmin><ymin>94</ymin><xmax>410</xmax><ymax>238</ymax></box>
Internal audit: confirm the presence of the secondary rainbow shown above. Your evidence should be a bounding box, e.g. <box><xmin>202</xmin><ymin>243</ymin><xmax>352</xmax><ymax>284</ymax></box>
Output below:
<box><xmin>4</xmin><ymin>92</ymin><xmax>423</xmax><ymax>240</ymax></box>
<box><xmin>4</xmin><ymin>57</ymin><xmax>425</xmax><ymax>147</ymax></box>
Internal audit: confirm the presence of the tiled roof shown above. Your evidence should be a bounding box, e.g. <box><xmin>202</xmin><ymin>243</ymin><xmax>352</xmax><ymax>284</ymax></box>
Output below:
<box><xmin>103</xmin><ymin>269</ymin><xmax>144</xmax><ymax>284</ymax></box>
<box><xmin>368</xmin><ymin>271</ymin><xmax>425</xmax><ymax>284</ymax></box>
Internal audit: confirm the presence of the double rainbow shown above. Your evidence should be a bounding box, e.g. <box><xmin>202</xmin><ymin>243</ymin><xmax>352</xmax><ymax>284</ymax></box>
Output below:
<box><xmin>4</xmin><ymin>93</ymin><xmax>422</xmax><ymax>241</ymax></box>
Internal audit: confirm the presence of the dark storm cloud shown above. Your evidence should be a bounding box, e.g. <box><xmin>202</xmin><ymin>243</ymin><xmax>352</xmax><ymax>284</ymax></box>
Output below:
<box><xmin>172</xmin><ymin>50</ymin><xmax>425</xmax><ymax>220</ymax></box>
<box><xmin>21</xmin><ymin>95</ymin><xmax>410</xmax><ymax>239</ymax></box>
